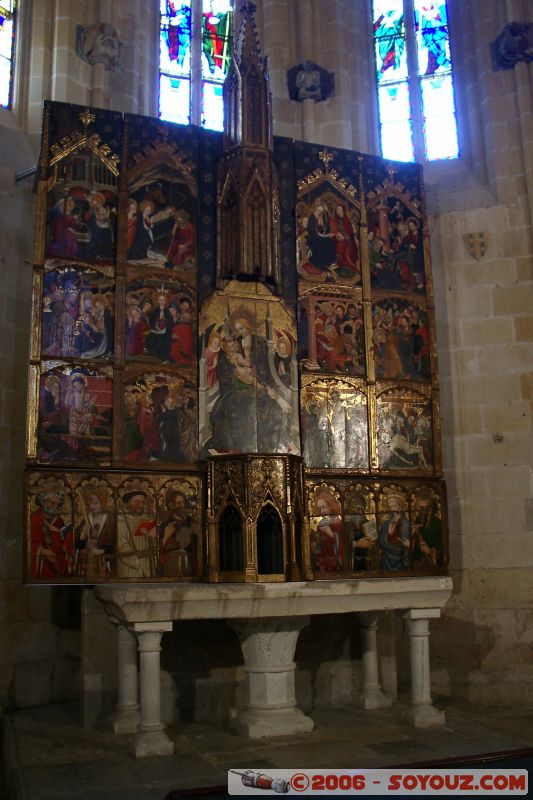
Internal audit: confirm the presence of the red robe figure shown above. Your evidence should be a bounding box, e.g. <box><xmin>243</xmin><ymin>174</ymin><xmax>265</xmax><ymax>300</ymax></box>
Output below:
<box><xmin>395</xmin><ymin>217</ymin><xmax>420</xmax><ymax>291</ymax></box>
<box><xmin>165</xmin><ymin>211</ymin><xmax>196</xmax><ymax>269</ymax></box>
<box><xmin>313</xmin><ymin>494</ymin><xmax>345</xmax><ymax>572</ymax></box>
<box><xmin>125</xmin><ymin>305</ymin><xmax>149</xmax><ymax>357</ymax></box>
<box><xmin>48</xmin><ymin>196</ymin><xmax>79</xmax><ymax>258</ymax></box>
<box><xmin>205</xmin><ymin>330</ymin><xmax>222</xmax><ymax>389</ymax></box>
<box><xmin>332</xmin><ymin>204</ymin><xmax>359</xmax><ymax>272</ymax></box>
<box><xmin>170</xmin><ymin>298</ymin><xmax>195</xmax><ymax>365</ymax></box>
<box><xmin>31</xmin><ymin>490</ymin><xmax>73</xmax><ymax>578</ymax></box>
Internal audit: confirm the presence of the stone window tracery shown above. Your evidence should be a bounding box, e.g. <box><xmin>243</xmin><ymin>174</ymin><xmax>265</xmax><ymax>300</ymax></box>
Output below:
<box><xmin>0</xmin><ymin>0</ymin><xmax>17</xmax><ymax>109</ymax></box>
<box><xmin>372</xmin><ymin>0</ymin><xmax>458</xmax><ymax>162</ymax></box>
<box><xmin>159</xmin><ymin>0</ymin><xmax>233</xmax><ymax>131</ymax></box>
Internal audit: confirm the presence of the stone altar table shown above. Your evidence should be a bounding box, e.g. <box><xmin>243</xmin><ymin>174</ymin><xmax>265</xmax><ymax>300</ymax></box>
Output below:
<box><xmin>95</xmin><ymin>576</ymin><xmax>452</xmax><ymax>757</ymax></box>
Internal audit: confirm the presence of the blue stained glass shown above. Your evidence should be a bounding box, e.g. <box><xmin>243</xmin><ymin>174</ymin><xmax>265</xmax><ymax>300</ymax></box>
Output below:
<box><xmin>202</xmin><ymin>81</ymin><xmax>224</xmax><ymax>131</ymax></box>
<box><xmin>421</xmin><ymin>73</ymin><xmax>454</xmax><ymax>117</ymax></box>
<box><xmin>414</xmin><ymin>0</ymin><xmax>447</xmax><ymax>31</ymax></box>
<box><xmin>159</xmin><ymin>75</ymin><xmax>191</xmax><ymax>125</ymax></box>
<box><xmin>373</xmin><ymin>0</ymin><xmax>404</xmax><ymax>25</ymax></box>
<box><xmin>414</xmin><ymin>0</ymin><xmax>450</xmax><ymax>75</ymax></box>
<box><xmin>381</xmin><ymin>121</ymin><xmax>415</xmax><ymax>162</ymax></box>
<box><xmin>423</xmin><ymin>113</ymin><xmax>458</xmax><ymax>159</ymax></box>
<box><xmin>159</xmin><ymin>0</ymin><xmax>233</xmax><ymax>129</ymax></box>
<box><xmin>0</xmin><ymin>0</ymin><xmax>16</xmax><ymax>108</ymax></box>
<box><xmin>421</xmin><ymin>74</ymin><xmax>458</xmax><ymax>159</ymax></box>
<box><xmin>160</xmin><ymin>0</ymin><xmax>192</xmax><ymax>77</ymax></box>
<box><xmin>374</xmin><ymin>36</ymin><xmax>408</xmax><ymax>82</ymax></box>
<box><xmin>378</xmin><ymin>81</ymin><xmax>414</xmax><ymax>161</ymax></box>
<box><xmin>378</xmin><ymin>82</ymin><xmax>411</xmax><ymax>123</ymax></box>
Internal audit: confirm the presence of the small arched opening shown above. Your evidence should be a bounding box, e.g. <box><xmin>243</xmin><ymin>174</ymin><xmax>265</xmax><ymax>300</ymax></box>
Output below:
<box><xmin>218</xmin><ymin>504</ymin><xmax>244</xmax><ymax>572</ymax></box>
<box><xmin>256</xmin><ymin>503</ymin><xmax>284</xmax><ymax>575</ymax></box>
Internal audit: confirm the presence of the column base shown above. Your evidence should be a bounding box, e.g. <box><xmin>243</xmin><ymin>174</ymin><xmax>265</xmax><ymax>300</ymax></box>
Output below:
<box><xmin>111</xmin><ymin>705</ymin><xmax>140</xmax><ymax>735</ymax></box>
<box><xmin>130</xmin><ymin>728</ymin><xmax>174</xmax><ymax>758</ymax></box>
<box><xmin>232</xmin><ymin>706</ymin><xmax>314</xmax><ymax>739</ymax></box>
<box><xmin>357</xmin><ymin>687</ymin><xmax>393</xmax><ymax>710</ymax></box>
<box><xmin>404</xmin><ymin>703</ymin><xmax>445</xmax><ymax>728</ymax></box>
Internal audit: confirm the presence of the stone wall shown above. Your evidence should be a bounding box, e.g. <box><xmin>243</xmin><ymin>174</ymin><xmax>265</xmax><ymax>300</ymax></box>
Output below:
<box><xmin>428</xmin><ymin>0</ymin><xmax>533</xmax><ymax>705</ymax></box>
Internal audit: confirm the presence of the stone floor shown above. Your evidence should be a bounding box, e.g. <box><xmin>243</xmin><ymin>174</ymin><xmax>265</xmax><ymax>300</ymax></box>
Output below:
<box><xmin>2</xmin><ymin>699</ymin><xmax>533</xmax><ymax>800</ymax></box>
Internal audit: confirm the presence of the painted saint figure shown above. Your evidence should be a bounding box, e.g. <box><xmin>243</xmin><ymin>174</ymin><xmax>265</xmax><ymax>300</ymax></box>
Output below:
<box><xmin>411</xmin><ymin>489</ymin><xmax>443</xmax><ymax>569</ymax></box>
<box><xmin>75</xmin><ymin>492</ymin><xmax>114</xmax><ymax>578</ymax></box>
<box><xmin>344</xmin><ymin>492</ymin><xmax>377</xmax><ymax>572</ymax></box>
<box><xmin>116</xmin><ymin>490</ymin><xmax>157</xmax><ymax>578</ymax></box>
<box><xmin>165</xmin><ymin>210</ymin><xmax>196</xmax><ymax>269</ymax></box>
<box><xmin>48</xmin><ymin>196</ymin><xmax>79</xmax><ymax>258</ymax></box>
<box><xmin>30</xmin><ymin>490</ymin><xmax>73</xmax><ymax>578</ymax></box>
<box><xmin>312</xmin><ymin>493</ymin><xmax>344</xmax><ymax>573</ymax></box>
<box><xmin>67</xmin><ymin>375</ymin><xmax>96</xmax><ymax>436</ymax></box>
<box><xmin>158</xmin><ymin>489</ymin><xmax>196</xmax><ymax>577</ymax></box>
<box><xmin>379</xmin><ymin>494</ymin><xmax>410</xmax><ymax>572</ymax></box>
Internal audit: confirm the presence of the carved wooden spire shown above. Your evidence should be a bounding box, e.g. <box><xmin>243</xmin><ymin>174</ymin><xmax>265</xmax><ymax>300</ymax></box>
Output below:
<box><xmin>224</xmin><ymin>2</ymin><xmax>272</xmax><ymax>149</ymax></box>
<box><xmin>217</xmin><ymin>1</ymin><xmax>280</xmax><ymax>287</ymax></box>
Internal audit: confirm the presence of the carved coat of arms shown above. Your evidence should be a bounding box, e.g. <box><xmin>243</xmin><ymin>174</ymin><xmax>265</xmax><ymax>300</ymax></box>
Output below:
<box><xmin>463</xmin><ymin>232</ymin><xmax>489</xmax><ymax>260</ymax></box>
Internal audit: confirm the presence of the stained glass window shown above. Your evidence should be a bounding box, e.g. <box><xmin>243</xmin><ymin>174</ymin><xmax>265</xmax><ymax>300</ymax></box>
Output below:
<box><xmin>372</xmin><ymin>0</ymin><xmax>458</xmax><ymax>162</ymax></box>
<box><xmin>159</xmin><ymin>0</ymin><xmax>233</xmax><ymax>131</ymax></box>
<box><xmin>0</xmin><ymin>1</ymin><xmax>17</xmax><ymax>109</ymax></box>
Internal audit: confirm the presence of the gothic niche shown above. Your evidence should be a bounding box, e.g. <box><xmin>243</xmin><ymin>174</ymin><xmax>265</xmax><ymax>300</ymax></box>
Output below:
<box><xmin>207</xmin><ymin>454</ymin><xmax>306</xmax><ymax>582</ymax></box>
<box><xmin>256</xmin><ymin>502</ymin><xmax>284</xmax><ymax>575</ymax></box>
<box><xmin>218</xmin><ymin>504</ymin><xmax>244</xmax><ymax>573</ymax></box>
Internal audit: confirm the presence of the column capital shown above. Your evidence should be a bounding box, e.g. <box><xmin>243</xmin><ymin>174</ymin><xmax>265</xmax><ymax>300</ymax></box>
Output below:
<box><xmin>357</xmin><ymin>611</ymin><xmax>381</xmax><ymax>629</ymax></box>
<box><xmin>131</xmin><ymin>621</ymin><xmax>174</xmax><ymax>634</ymax></box>
<box><xmin>229</xmin><ymin>616</ymin><xmax>310</xmax><ymax>669</ymax></box>
<box><xmin>403</xmin><ymin>608</ymin><xmax>441</xmax><ymax>621</ymax></box>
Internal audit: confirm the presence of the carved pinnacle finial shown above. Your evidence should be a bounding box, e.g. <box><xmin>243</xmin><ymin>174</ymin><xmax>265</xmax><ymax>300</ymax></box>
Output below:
<box><xmin>386</xmin><ymin>164</ymin><xmax>397</xmax><ymax>183</ymax></box>
<box><xmin>79</xmin><ymin>109</ymin><xmax>96</xmax><ymax>128</ymax></box>
<box><xmin>156</xmin><ymin>123</ymin><xmax>169</xmax><ymax>142</ymax></box>
<box><xmin>318</xmin><ymin>149</ymin><xmax>334</xmax><ymax>173</ymax></box>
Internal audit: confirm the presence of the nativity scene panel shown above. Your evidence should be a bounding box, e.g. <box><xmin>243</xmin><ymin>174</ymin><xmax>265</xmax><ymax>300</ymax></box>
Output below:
<box><xmin>125</xmin><ymin>130</ymin><xmax>198</xmax><ymax>273</ymax></box>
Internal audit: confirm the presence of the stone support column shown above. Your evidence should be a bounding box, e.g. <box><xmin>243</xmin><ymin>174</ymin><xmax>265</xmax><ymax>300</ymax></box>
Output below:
<box><xmin>229</xmin><ymin>617</ymin><xmax>314</xmax><ymax>738</ymax></box>
<box><xmin>357</xmin><ymin>612</ymin><xmax>392</xmax><ymax>709</ymax></box>
<box><xmin>111</xmin><ymin>625</ymin><xmax>140</xmax><ymax>735</ymax></box>
<box><xmin>131</xmin><ymin>622</ymin><xmax>174</xmax><ymax>757</ymax></box>
<box><xmin>403</xmin><ymin>609</ymin><xmax>445</xmax><ymax>728</ymax></box>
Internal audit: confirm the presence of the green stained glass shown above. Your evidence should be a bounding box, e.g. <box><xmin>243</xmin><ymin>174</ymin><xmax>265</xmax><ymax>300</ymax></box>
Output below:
<box><xmin>202</xmin><ymin>0</ymin><xmax>232</xmax><ymax>80</ymax></box>
<box><xmin>373</xmin><ymin>0</ymin><xmax>406</xmax><ymax>80</ymax></box>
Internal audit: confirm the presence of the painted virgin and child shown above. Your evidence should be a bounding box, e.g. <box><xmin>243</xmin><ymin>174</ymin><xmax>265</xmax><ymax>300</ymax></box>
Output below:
<box><xmin>208</xmin><ymin>317</ymin><xmax>292</xmax><ymax>453</ymax></box>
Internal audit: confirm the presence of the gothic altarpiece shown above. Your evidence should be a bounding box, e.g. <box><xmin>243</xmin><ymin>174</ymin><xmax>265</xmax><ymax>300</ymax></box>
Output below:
<box><xmin>24</xmin><ymin>9</ymin><xmax>448</xmax><ymax>587</ymax></box>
